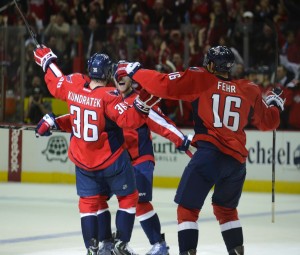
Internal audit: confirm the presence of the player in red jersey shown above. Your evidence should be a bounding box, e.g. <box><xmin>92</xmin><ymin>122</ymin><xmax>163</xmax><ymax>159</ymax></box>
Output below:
<box><xmin>33</xmin><ymin>47</ymin><xmax>159</xmax><ymax>255</ymax></box>
<box><xmin>37</xmin><ymin>74</ymin><xmax>194</xmax><ymax>255</ymax></box>
<box><xmin>114</xmin><ymin>46</ymin><xmax>285</xmax><ymax>255</ymax></box>
<box><xmin>115</xmin><ymin>76</ymin><xmax>193</xmax><ymax>255</ymax></box>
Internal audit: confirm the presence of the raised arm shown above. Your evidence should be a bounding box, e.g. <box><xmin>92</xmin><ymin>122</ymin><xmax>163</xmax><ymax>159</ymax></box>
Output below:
<box><xmin>114</xmin><ymin>62</ymin><xmax>210</xmax><ymax>102</ymax></box>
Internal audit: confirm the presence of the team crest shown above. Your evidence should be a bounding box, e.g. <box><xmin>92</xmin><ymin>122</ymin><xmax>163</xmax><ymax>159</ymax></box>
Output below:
<box><xmin>107</xmin><ymin>89</ymin><xmax>121</xmax><ymax>96</ymax></box>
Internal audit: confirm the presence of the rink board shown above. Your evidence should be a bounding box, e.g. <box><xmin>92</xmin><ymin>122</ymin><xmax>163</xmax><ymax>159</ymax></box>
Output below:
<box><xmin>0</xmin><ymin>128</ymin><xmax>300</xmax><ymax>193</ymax></box>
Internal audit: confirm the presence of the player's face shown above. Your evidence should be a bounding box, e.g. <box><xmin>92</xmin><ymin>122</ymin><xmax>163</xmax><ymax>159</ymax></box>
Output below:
<box><xmin>115</xmin><ymin>76</ymin><xmax>132</xmax><ymax>96</ymax></box>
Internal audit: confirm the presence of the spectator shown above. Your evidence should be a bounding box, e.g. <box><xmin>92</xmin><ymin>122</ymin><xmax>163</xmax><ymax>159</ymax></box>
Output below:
<box><xmin>206</xmin><ymin>1</ymin><xmax>228</xmax><ymax>46</ymax></box>
<box><xmin>83</xmin><ymin>15</ymin><xmax>105</xmax><ymax>59</ymax></box>
<box><xmin>144</xmin><ymin>32</ymin><xmax>164</xmax><ymax>69</ymax></box>
<box><xmin>231</xmin><ymin>10</ymin><xmax>256</xmax><ymax>68</ymax></box>
<box><xmin>253</xmin><ymin>23</ymin><xmax>276</xmax><ymax>70</ymax></box>
<box><xmin>44</xmin><ymin>11</ymin><xmax>70</xmax><ymax>55</ymax></box>
<box><xmin>172</xmin><ymin>52</ymin><xmax>185</xmax><ymax>71</ymax></box>
<box><xmin>25</xmin><ymin>86</ymin><xmax>52</xmax><ymax>124</ymax></box>
<box><xmin>276</xmin><ymin>65</ymin><xmax>294</xmax><ymax>87</ymax></box>
<box><xmin>146</xmin><ymin>0</ymin><xmax>178</xmax><ymax>36</ymax></box>
<box><xmin>254</xmin><ymin>0</ymin><xmax>276</xmax><ymax>24</ymax></box>
<box><xmin>106</xmin><ymin>2</ymin><xmax>128</xmax><ymax>25</ymax></box>
<box><xmin>282</xmin><ymin>0</ymin><xmax>300</xmax><ymax>31</ymax></box>
<box><xmin>281</xmin><ymin>30</ymin><xmax>300</xmax><ymax>64</ymax></box>
<box><xmin>168</xmin><ymin>30</ymin><xmax>184</xmax><ymax>56</ymax></box>
<box><xmin>286</xmin><ymin>80</ymin><xmax>300</xmax><ymax>129</ymax></box>
<box><xmin>188</xmin><ymin>30</ymin><xmax>209</xmax><ymax>67</ymax></box>
<box><xmin>132</xmin><ymin>11</ymin><xmax>150</xmax><ymax>49</ymax></box>
<box><xmin>188</xmin><ymin>0</ymin><xmax>210</xmax><ymax>28</ymax></box>
<box><xmin>231</xmin><ymin>63</ymin><xmax>245</xmax><ymax>79</ymax></box>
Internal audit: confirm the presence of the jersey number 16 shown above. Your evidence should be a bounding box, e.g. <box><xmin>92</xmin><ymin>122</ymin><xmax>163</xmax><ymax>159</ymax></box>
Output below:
<box><xmin>212</xmin><ymin>94</ymin><xmax>241</xmax><ymax>132</ymax></box>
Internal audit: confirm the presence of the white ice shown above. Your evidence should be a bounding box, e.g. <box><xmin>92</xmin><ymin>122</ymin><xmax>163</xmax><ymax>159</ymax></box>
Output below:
<box><xmin>0</xmin><ymin>183</ymin><xmax>299</xmax><ymax>255</ymax></box>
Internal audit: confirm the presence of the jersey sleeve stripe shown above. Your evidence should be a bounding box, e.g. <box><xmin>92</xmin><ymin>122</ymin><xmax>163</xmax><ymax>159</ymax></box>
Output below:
<box><xmin>148</xmin><ymin>108</ymin><xmax>184</xmax><ymax>139</ymax></box>
<box><xmin>49</xmin><ymin>63</ymin><xmax>63</xmax><ymax>77</ymax></box>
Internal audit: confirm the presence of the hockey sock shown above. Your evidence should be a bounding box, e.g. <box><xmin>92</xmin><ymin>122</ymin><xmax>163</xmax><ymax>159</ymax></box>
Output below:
<box><xmin>221</xmin><ymin>224</ymin><xmax>243</xmax><ymax>251</ymax></box>
<box><xmin>139</xmin><ymin>213</ymin><xmax>162</xmax><ymax>244</ymax></box>
<box><xmin>81</xmin><ymin>215</ymin><xmax>98</xmax><ymax>248</ymax></box>
<box><xmin>136</xmin><ymin>202</ymin><xmax>162</xmax><ymax>244</ymax></box>
<box><xmin>213</xmin><ymin>205</ymin><xmax>243</xmax><ymax>251</ymax></box>
<box><xmin>97</xmin><ymin>210</ymin><xmax>112</xmax><ymax>241</ymax></box>
<box><xmin>177</xmin><ymin>205</ymin><xmax>200</xmax><ymax>252</ymax></box>
<box><xmin>178</xmin><ymin>227</ymin><xmax>198</xmax><ymax>253</ymax></box>
<box><xmin>115</xmin><ymin>209</ymin><xmax>135</xmax><ymax>242</ymax></box>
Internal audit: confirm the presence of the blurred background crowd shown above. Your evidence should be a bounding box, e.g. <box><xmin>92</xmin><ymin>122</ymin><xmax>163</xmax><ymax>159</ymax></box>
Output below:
<box><xmin>0</xmin><ymin>0</ymin><xmax>299</xmax><ymax>130</ymax></box>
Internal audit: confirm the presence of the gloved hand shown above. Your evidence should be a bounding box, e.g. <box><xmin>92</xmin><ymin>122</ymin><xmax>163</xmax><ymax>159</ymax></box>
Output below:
<box><xmin>177</xmin><ymin>134</ymin><xmax>195</xmax><ymax>158</ymax></box>
<box><xmin>114</xmin><ymin>61</ymin><xmax>141</xmax><ymax>82</ymax></box>
<box><xmin>33</xmin><ymin>46</ymin><xmax>57</xmax><ymax>72</ymax></box>
<box><xmin>265</xmin><ymin>88</ymin><xmax>285</xmax><ymax>112</ymax></box>
<box><xmin>133</xmin><ymin>89</ymin><xmax>161</xmax><ymax>115</ymax></box>
<box><xmin>177</xmin><ymin>135</ymin><xmax>192</xmax><ymax>152</ymax></box>
<box><xmin>35</xmin><ymin>113</ymin><xmax>57</xmax><ymax>137</ymax></box>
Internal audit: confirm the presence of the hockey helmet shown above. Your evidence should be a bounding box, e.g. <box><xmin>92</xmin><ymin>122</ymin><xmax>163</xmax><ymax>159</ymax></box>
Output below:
<box><xmin>87</xmin><ymin>53</ymin><xmax>113</xmax><ymax>80</ymax></box>
<box><xmin>203</xmin><ymin>46</ymin><xmax>235</xmax><ymax>72</ymax></box>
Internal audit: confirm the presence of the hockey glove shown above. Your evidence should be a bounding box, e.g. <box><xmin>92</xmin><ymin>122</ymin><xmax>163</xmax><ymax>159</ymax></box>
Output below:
<box><xmin>265</xmin><ymin>88</ymin><xmax>285</xmax><ymax>112</ymax></box>
<box><xmin>177</xmin><ymin>134</ymin><xmax>196</xmax><ymax>158</ymax></box>
<box><xmin>33</xmin><ymin>46</ymin><xmax>57</xmax><ymax>72</ymax></box>
<box><xmin>133</xmin><ymin>89</ymin><xmax>161</xmax><ymax>115</ymax></box>
<box><xmin>177</xmin><ymin>135</ymin><xmax>192</xmax><ymax>151</ymax></box>
<box><xmin>114</xmin><ymin>61</ymin><xmax>141</xmax><ymax>82</ymax></box>
<box><xmin>35</xmin><ymin>113</ymin><xmax>58</xmax><ymax>137</ymax></box>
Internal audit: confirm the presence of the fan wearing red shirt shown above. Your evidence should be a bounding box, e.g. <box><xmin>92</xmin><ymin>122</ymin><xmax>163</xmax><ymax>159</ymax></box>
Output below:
<box><xmin>33</xmin><ymin>48</ymin><xmax>159</xmax><ymax>255</ymax></box>
<box><xmin>114</xmin><ymin>46</ymin><xmax>285</xmax><ymax>255</ymax></box>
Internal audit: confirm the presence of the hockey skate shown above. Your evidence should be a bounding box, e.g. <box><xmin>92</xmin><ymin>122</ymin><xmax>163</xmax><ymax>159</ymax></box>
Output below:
<box><xmin>112</xmin><ymin>240</ymin><xmax>138</xmax><ymax>255</ymax></box>
<box><xmin>228</xmin><ymin>245</ymin><xmax>244</xmax><ymax>255</ymax></box>
<box><xmin>98</xmin><ymin>239</ymin><xmax>114</xmax><ymax>255</ymax></box>
<box><xmin>87</xmin><ymin>238</ymin><xmax>98</xmax><ymax>255</ymax></box>
<box><xmin>146</xmin><ymin>234</ymin><xmax>169</xmax><ymax>255</ymax></box>
<box><xmin>179</xmin><ymin>249</ymin><xmax>196</xmax><ymax>255</ymax></box>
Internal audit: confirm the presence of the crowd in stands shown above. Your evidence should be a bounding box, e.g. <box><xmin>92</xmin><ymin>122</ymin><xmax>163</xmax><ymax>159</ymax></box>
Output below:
<box><xmin>0</xmin><ymin>0</ymin><xmax>299</xmax><ymax>129</ymax></box>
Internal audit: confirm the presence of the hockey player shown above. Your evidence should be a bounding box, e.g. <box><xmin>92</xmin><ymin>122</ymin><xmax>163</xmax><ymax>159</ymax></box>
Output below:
<box><xmin>114</xmin><ymin>46</ymin><xmax>285</xmax><ymax>255</ymax></box>
<box><xmin>37</xmin><ymin>75</ymin><xmax>194</xmax><ymax>255</ymax></box>
<box><xmin>114</xmin><ymin>76</ymin><xmax>194</xmax><ymax>255</ymax></box>
<box><xmin>33</xmin><ymin>47</ymin><xmax>160</xmax><ymax>255</ymax></box>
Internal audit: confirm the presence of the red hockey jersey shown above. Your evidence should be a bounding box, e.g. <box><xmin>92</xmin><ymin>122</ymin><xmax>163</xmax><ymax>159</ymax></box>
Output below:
<box><xmin>132</xmin><ymin>67</ymin><xmax>280</xmax><ymax>163</ymax></box>
<box><xmin>122</xmin><ymin>90</ymin><xmax>186</xmax><ymax>165</ymax></box>
<box><xmin>44</xmin><ymin>63</ymin><xmax>146</xmax><ymax>170</ymax></box>
<box><xmin>56</xmin><ymin>89</ymin><xmax>187</xmax><ymax>166</ymax></box>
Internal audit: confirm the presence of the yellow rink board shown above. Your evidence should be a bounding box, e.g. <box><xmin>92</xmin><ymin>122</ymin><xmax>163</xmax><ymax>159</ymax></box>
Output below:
<box><xmin>0</xmin><ymin>171</ymin><xmax>299</xmax><ymax>194</ymax></box>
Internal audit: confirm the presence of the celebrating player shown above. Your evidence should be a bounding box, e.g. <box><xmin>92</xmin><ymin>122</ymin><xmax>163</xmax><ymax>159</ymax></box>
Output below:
<box><xmin>114</xmin><ymin>46</ymin><xmax>285</xmax><ymax>255</ymax></box>
<box><xmin>114</xmin><ymin>76</ymin><xmax>194</xmax><ymax>255</ymax></box>
<box><xmin>36</xmin><ymin>74</ymin><xmax>194</xmax><ymax>255</ymax></box>
<box><xmin>33</xmin><ymin>47</ymin><xmax>159</xmax><ymax>255</ymax></box>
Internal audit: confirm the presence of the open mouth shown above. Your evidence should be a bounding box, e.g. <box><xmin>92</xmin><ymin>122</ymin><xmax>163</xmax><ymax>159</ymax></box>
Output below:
<box><xmin>118</xmin><ymin>81</ymin><xmax>126</xmax><ymax>86</ymax></box>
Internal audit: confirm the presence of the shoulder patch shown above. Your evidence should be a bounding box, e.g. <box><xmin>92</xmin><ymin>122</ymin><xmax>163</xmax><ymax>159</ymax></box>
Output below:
<box><xmin>248</xmin><ymin>81</ymin><xmax>258</xmax><ymax>87</ymax></box>
<box><xmin>107</xmin><ymin>89</ymin><xmax>120</xmax><ymax>97</ymax></box>
<box><xmin>66</xmin><ymin>75</ymin><xmax>73</xmax><ymax>83</ymax></box>
<box><xmin>188</xmin><ymin>67</ymin><xmax>204</xmax><ymax>72</ymax></box>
